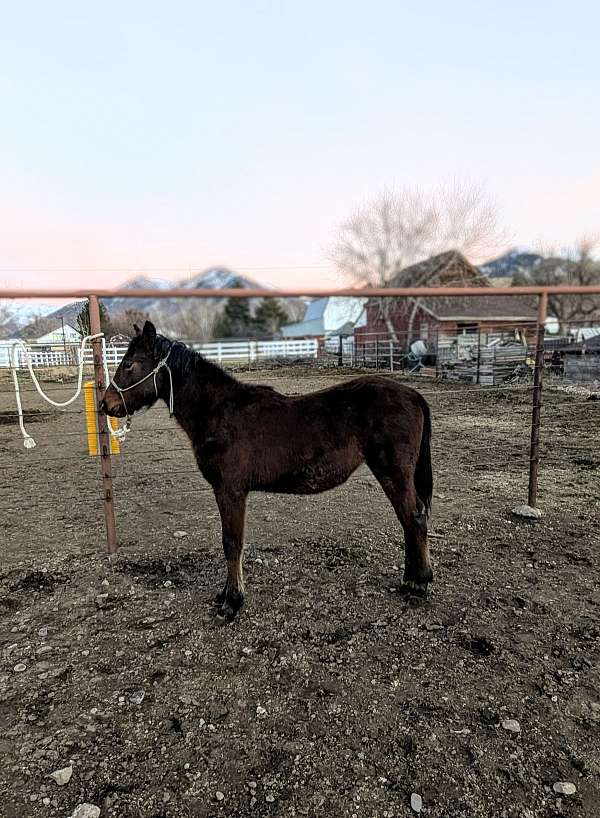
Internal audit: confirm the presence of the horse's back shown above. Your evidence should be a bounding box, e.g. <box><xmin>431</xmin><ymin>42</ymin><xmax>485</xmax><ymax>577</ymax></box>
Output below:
<box><xmin>289</xmin><ymin>375</ymin><xmax>426</xmax><ymax>429</ymax></box>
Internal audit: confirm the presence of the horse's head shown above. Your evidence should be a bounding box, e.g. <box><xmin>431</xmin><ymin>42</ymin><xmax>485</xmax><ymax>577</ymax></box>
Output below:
<box><xmin>100</xmin><ymin>320</ymin><xmax>165</xmax><ymax>417</ymax></box>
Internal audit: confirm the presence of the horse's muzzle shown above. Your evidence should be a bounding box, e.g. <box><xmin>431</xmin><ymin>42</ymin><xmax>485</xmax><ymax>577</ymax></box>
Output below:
<box><xmin>99</xmin><ymin>397</ymin><xmax>126</xmax><ymax>417</ymax></box>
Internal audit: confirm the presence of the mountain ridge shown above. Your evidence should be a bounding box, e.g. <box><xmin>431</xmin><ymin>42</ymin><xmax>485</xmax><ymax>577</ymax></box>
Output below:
<box><xmin>3</xmin><ymin>251</ymin><xmax>549</xmax><ymax>339</ymax></box>
<box><xmin>4</xmin><ymin>268</ymin><xmax>284</xmax><ymax>339</ymax></box>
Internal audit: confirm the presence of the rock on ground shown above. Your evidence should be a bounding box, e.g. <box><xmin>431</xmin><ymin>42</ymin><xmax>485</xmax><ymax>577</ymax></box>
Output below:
<box><xmin>511</xmin><ymin>504</ymin><xmax>543</xmax><ymax>519</ymax></box>
<box><xmin>553</xmin><ymin>782</ymin><xmax>577</xmax><ymax>795</ymax></box>
<box><xmin>70</xmin><ymin>805</ymin><xmax>101</xmax><ymax>818</ymax></box>
<box><xmin>49</xmin><ymin>766</ymin><xmax>73</xmax><ymax>786</ymax></box>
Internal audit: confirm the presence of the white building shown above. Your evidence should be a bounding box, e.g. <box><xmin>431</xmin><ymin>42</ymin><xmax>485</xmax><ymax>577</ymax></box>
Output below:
<box><xmin>35</xmin><ymin>324</ymin><xmax>81</xmax><ymax>345</ymax></box>
<box><xmin>280</xmin><ymin>296</ymin><xmax>366</xmax><ymax>339</ymax></box>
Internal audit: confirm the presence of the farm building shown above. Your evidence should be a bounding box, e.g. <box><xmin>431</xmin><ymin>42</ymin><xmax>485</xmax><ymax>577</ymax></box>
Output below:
<box><xmin>280</xmin><ymin>296</ymin><xmax>367</xmax><ymax>340</ymax></box>
<box><xmin>354</xmin><ymin>251</ymin><xmax>538</xmax><ymax>348</ymax></box>
<box><xmin>34</xmin><ymin>323</ymin><xmax>81</xmax><ymax>347</ymax></box>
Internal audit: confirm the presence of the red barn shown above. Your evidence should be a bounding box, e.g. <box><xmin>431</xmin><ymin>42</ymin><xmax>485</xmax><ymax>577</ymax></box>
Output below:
<box><xmin>354</xmin><ymin>251</ymin><xmax>538</xmax><ymax>348</ymax></box>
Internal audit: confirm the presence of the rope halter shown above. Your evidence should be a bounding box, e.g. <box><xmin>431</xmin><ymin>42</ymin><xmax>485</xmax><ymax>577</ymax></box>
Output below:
<box><xmin>110</xmin><ymin>345</ymin><xmax>174</xmax><ymax>420</ymax></box>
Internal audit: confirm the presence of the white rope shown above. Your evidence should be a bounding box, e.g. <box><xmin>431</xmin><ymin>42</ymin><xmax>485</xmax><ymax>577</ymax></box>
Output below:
<box><xmin>9</xmin><ymin>334</ymin><xmax>129</xmax><ymax>449</ymax></box>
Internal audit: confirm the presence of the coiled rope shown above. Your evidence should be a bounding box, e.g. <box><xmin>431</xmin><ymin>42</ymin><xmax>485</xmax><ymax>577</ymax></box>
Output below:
<box><xmin>10</xmin><ymin>334</ymin><xmax>129</xmax><ymax>449</ymax></box>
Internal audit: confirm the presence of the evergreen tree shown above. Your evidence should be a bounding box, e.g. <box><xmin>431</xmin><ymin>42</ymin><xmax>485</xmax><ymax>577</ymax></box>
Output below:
<box><xmin>76</xmin><ymin>301</ymin><xmax>113</xmax><ymax>337</ymax></box>
<box><xmin>214</xmin><ymin>284</ymin><xmax>254</xmax><ymax>338</ymax></box>
<box><xmin>253</xmin><ymin>298</ymin><xmax>288</xmax><ymax>335</ymax></box>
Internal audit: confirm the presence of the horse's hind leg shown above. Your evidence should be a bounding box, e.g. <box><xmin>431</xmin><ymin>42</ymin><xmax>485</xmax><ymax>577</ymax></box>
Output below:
<box><xmin>213</xmin><ymin>489</ymin><xmax>247</xmax><ymax>619</ymax></box>
<box><xmin>369</xmin><ymin>463</ymin><xmax>433</xmax><ymax>596</ymax></box>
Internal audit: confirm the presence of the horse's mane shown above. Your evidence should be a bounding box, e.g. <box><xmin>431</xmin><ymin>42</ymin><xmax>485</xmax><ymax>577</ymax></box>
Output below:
<box><xmin>154</xmin><ymin>334</ymin><xmax>235</xmax><ymax>384</ymax></box>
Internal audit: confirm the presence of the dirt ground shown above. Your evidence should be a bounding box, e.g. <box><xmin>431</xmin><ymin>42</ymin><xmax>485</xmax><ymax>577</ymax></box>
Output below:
<box><xmin>0</xmin><ymin>368</ymin><xmax>599</xmax><ymax>818</ymax></box>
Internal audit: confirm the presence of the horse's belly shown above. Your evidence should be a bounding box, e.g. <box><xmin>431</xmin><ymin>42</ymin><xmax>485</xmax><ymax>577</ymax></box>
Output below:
<box><xmin>260</xmin><ymin>449</ymin><xmax>363</xmax><ymax>495</ymax></box>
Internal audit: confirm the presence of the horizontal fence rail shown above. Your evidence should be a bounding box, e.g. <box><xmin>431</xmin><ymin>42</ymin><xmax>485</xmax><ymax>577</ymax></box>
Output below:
<box><xmin>189</xmin><ymin>338</ymin><xmax>318</xmax><ymax>362</ymax></box>
<box><xmin>2</xmin><ymin>283</ymin><xmax>599</xmax><ymax>555</ymax></box>
<box><xmin>1</xmin><ymin>339</ymin><xmax>319</xmax><ymax>369</ymax></box>
<box><xmin>2</xmin><ymin>284</ymin><xmax>600</xmax><ymax>300</ymax></box>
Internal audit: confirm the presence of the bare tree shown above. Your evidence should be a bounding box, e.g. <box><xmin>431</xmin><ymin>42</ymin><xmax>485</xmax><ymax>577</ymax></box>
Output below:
<box><xmin>513</xmin><ymin>238</ymin><xmax>600</xmax><ymax>331</ymax></box>
<box><xmin>20</xmin><ymin>314</ymin><xmax>59</xmax><ymax>340</ymax></box>
<box><xmin>0</xmin><ymin>300</ymin><xmax>12</xmax><ymax>339</ymax></box>
<box><xmin>331</xmin><ymin>183</ymin><xmax>502</xmax><ymax>340</ymax></box>
<box><xmin>110</xmin><ymin>308</ymin><xmax>151</xmax><ymax>338</ymax></box>
<box><xmin>281</xmin><ymin>298</ymin><xmax>307</xmax><ymax>323</ymax></box>
<box><xmin>161</xmin><ymin>301</ymin><xmax>218</xmax><ymax>340</ymax></box>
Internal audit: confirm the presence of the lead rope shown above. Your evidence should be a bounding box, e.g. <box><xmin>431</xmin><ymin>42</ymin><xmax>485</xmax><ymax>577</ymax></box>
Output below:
<box><xmin>10</xmin><ymin>334</ymin><xmax>129</xmax><ymax>449</ymax></box>
<box><xmin>100</xmin><ymin>337</ymin><xmax>132</xmax><ymax>440</ymax></box>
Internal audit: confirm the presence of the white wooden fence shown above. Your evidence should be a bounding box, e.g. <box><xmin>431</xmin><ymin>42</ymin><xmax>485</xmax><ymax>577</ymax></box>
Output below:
<box><xmin>190</xmin><ymin>339</ymin><xmax>318</xmax><ymax>362</ymax></box>
<box><xmin>1</xmin><ymin>339</ymin><xmax>319</xmax><ymax>369</ymax></box>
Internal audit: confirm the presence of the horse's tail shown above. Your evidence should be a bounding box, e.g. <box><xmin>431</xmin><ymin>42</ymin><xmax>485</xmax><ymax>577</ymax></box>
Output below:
<box><xmin>414</xmin><ymin>394</ymin><xmax>433</xmax><ymax>518</ymax></box>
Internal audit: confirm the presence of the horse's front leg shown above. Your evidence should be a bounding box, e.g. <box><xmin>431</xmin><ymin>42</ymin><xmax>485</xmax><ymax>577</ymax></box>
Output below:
<box><xmin>213</xmin><ymin>489</ymin><xmax>247</xmax><ymax>620</ymax></box>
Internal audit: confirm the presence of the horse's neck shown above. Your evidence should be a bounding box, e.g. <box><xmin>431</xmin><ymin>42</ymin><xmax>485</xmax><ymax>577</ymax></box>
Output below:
<box><xmin>168</xmin><ymin>355</ymin><xmax>237</xmax><ymax>436</ymax></box>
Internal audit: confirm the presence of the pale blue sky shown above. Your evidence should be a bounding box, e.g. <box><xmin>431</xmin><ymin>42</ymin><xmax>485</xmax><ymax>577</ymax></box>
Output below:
<box><xmin>1</xmin><ymin>1</ymin><xmax>599</xmax><ymax>289</ymax></box>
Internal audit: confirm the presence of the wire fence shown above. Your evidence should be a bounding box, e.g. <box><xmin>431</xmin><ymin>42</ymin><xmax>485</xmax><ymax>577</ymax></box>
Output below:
<box><xmin>1</xmin><ymin>285</ymin><xmax>599</xmax><ymax>557</ymax></box>
<box><xmin>1</xmin><ymin>372</ymin><xmax>597</xmax><ymax>554</ymax></box>
<box><xmin>321</xmin><ymin>320</ymin><xmax>600</xmax><ymax>386</ymax></box>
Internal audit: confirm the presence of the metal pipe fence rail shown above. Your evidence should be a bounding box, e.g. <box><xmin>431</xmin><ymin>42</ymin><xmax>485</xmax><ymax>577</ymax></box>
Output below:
<box><xmin>2</xmin><ymin>283</ymin><xmax>599</xmax><ymax>554</ymax></box>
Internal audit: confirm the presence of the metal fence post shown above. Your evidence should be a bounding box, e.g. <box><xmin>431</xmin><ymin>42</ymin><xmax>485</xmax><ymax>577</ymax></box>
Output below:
<box><xmin>89</xmin><ymin>294</ymin><xmax>118</xmax><ymax>554</ymax></box>
<box><xmin>338</xmin><ymin>335</ymin><xmax>343</xmax><ymax>367</ymax></box>
<box><xmin>527</xmin><ymin>292</ymin><xmax>548</xmax><ymax>508</ymax></box>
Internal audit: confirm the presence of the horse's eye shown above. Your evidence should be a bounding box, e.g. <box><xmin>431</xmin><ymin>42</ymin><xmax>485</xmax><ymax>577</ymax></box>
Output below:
<box><xmin>123</xmin><ymin>361</ymin><xmax>134</xmax><ymax>371</ymax></box>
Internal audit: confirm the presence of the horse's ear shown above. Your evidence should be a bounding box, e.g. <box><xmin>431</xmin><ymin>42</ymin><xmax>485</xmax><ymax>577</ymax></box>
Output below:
<box><xmin>142</xmin><ymin>320</ymin><xmax>157</xmax><ymax>349</ymax></box>
<box><xmin>133</xmin><ymin>323</ymin><xmax>142</xmax><ymax>336</ymax></box>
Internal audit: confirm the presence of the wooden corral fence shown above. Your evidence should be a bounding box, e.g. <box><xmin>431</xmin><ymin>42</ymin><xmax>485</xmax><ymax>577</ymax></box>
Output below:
<box><xmin>2</xmin><ymin>283</ymin><xmax>600</xmax><ymax>554</ymax></box>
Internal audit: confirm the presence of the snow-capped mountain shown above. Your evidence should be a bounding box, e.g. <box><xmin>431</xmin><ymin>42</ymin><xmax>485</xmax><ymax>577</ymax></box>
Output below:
<box><xmin>121</xmin><ymin>276</ymin><xmax>173</xmax><ymax>291</ymax></box>
<box><xmin>480</xmin><ymin>249</ymin><xmax>543</xmax><ymax>279</ymax></box>
<box><xmin>96</xmin><ymin>275</ymin><xmax>183</xmax><ymax>318</ymax></box>
<box><xmin>0</xmin><ymin>302</ymin><xmax>56</xmax><ymax>338</ymax></box>
<box><xmin>100</xmin><ymin>268</ymin><xmax>270</xmax><ymax>322</ymax></box>
<box><xmin>10</xmin><ymin>267</ymin><xmax>290</xmax><ymax>338</ymax></box>
<box><xmin>180</xmin><ymin>267</ymin><xmax>268</xmax><ymax>291</ymax></box>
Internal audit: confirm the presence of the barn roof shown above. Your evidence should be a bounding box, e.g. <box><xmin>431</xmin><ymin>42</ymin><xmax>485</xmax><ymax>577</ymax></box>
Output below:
<box><xmin>369</xmin><ymin>250</ymin><xmax>537</xmax><ymax>321</ymax></box>
<box><xmin>280</xmin><ymin>317</ymin><xmax>324</xmax><ymax>338</ymax></box>
<box><xmin>421</xmin><ymin>294</ymin><xmax>537</xmax><ymax>321</ymax></box>
<box><xmin>303</xmin><ymin>297</ymin><xmax>328</xmax><ymax>321</ymax></box>
<box><xmin>388</xmin><ymin>250</ymin><xmax>484</xmax><ymax>288</ymax></box>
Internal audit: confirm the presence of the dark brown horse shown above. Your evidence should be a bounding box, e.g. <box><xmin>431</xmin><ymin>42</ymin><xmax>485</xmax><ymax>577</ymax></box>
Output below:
<box><xmin>101</xmin><ymin>321</ymin><xmax>433</xmax><ymax>618</ymax></box>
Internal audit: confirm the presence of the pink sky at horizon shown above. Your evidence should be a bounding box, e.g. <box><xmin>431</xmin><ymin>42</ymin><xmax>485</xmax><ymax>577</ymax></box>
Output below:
<box><xmin>2</xmin><ymin>2</ymin><xmax>599</xmax><ymax>304</ymax></box>
<box><xmin>2</xmin><ymin>171</ymin><xmax>598</xmax><ymax>300</ymax></box>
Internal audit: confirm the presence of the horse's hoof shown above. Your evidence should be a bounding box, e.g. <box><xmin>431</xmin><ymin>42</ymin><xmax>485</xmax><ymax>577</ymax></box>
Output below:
<box><xmin>216</xmin><ymin>603</ymin><xmax>238</xmax><ymax>622</ymax></box>
<box><xmin>399</xmin><ymin>580</ymin><xmax>430</xmax><ymax>599</ymax></box>
<box><xmin>214</xmin><ymin>587</ymin><xmax>244</xmax><ymax>621</ymax></box>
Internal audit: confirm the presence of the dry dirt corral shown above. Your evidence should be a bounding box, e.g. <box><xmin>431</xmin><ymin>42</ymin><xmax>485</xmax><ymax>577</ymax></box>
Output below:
<box><xmin>0</xmin><ymin>369</ymin><xmax>599</xmax><ymax>818</ymax></box>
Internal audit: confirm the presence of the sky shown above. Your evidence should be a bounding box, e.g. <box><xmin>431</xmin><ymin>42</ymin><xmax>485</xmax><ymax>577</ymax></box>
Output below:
<box><xmin>1</xmin><ymin>0</ymin><xmax>599</xmax><ymax>293</ymax></box>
